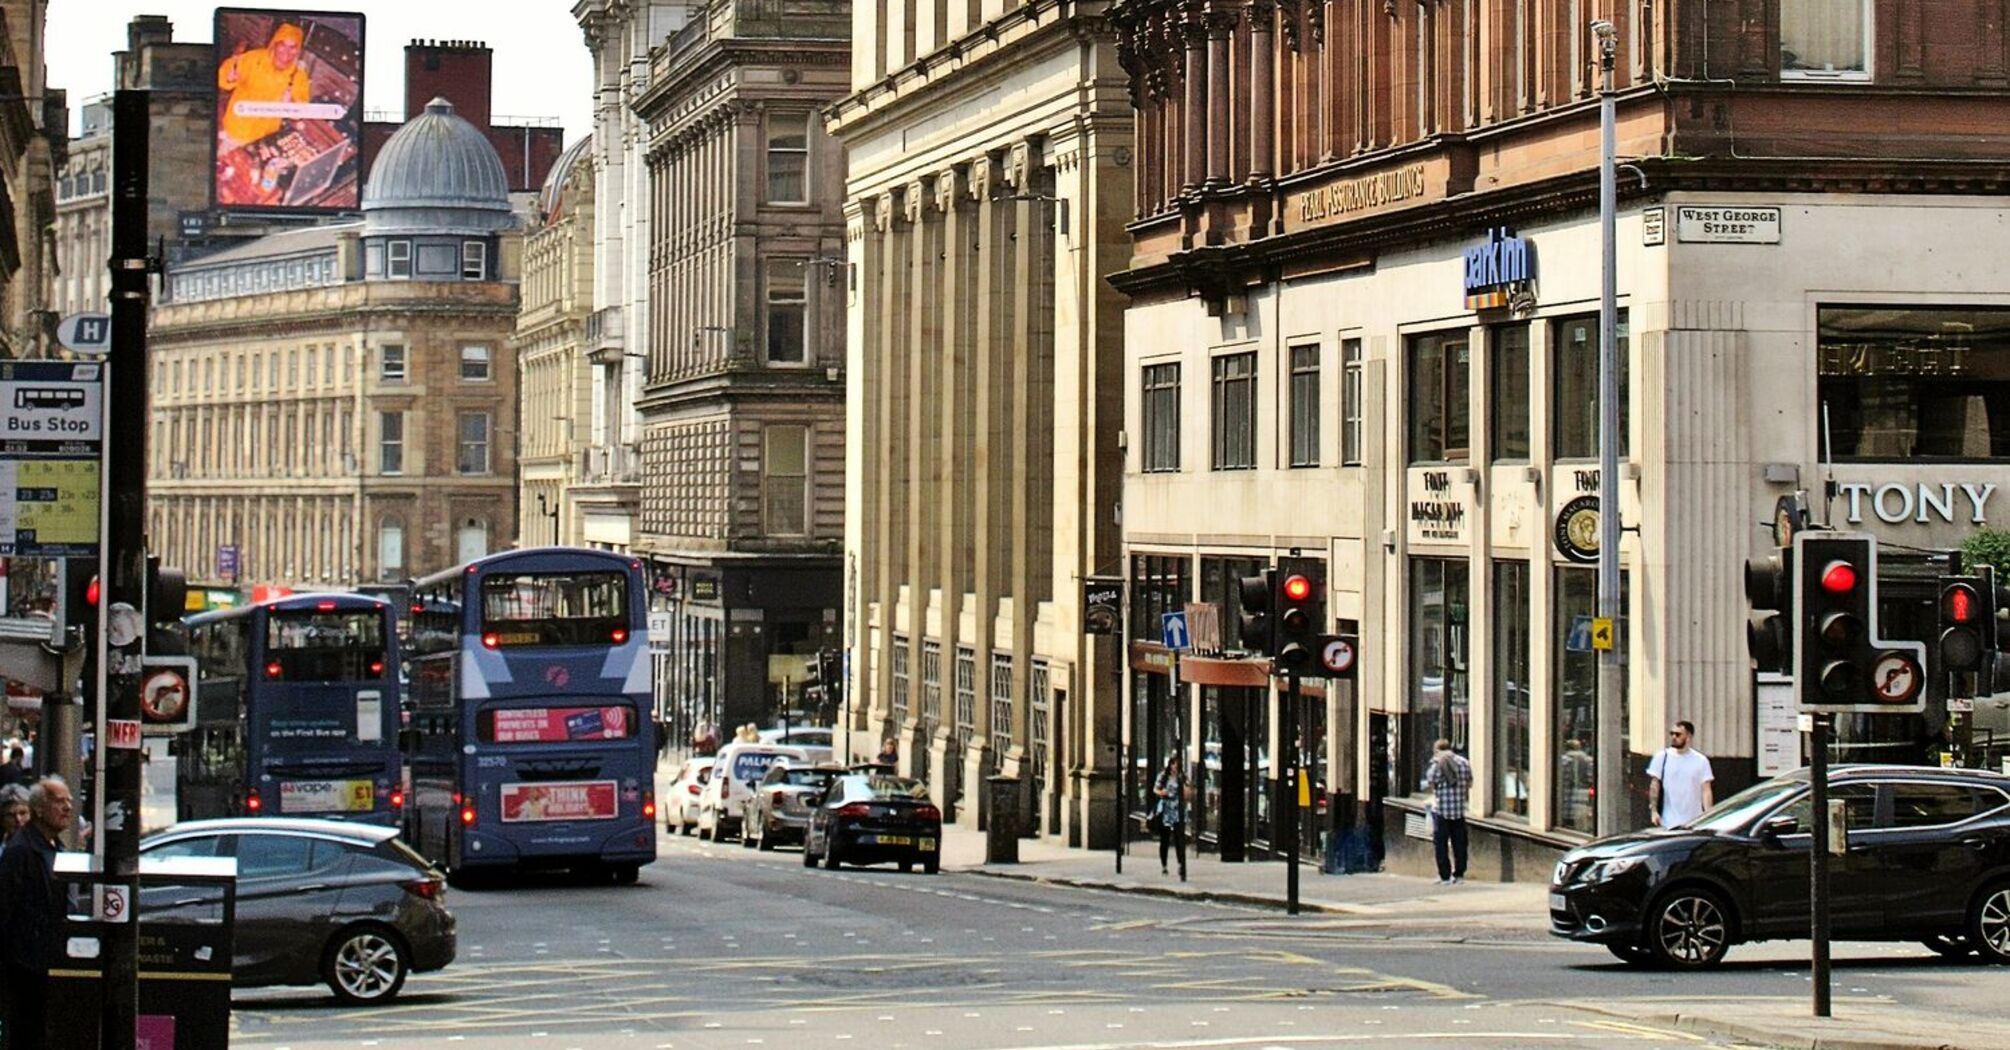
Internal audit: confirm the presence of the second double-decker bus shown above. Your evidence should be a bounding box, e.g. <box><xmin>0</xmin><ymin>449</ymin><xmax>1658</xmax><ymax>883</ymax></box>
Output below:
<box><xmin>181</xmin><ymin>593</ymin><xmax>404</xmax><ymax>825</ymax></box>
<box><xmin>403</xmin><ymin>547</ymin><xmax>657</xmax><ymax>883</ymax></box>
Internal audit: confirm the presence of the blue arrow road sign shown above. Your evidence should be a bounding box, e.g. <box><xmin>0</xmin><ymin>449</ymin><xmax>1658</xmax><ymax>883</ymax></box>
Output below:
<box><xmin>1161</xmin><ymin>611</ymin><xmax>1190</xmax><ymax>651</ymax></box>
<box><xmin>1565</xmin><ymin>615</ymin><xmax>1595</xmax><ymax>653</ymax></box>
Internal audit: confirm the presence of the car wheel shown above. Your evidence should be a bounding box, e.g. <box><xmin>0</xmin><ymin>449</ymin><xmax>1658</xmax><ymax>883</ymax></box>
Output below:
<box><xmin>758</xmin><ymin>829</ymin><xmax>777</xmax><ymax>852</ymax></box>
<box><xmin>1967</xmin><ymin>882</ymin><xmax>2010</xmax><ymax>963</ymax></box>
<box><xmin>698</xmin><ymin>819</ymin><xmax>712</xmax><ymax>841</ymax></box>
<box><xmin>1923</xmin><ymin>934</ymin><xmax>1976</xmax><ymax>959</ymax></box>
<box><xmin>324</xmin><ymin>926</ymin><xmax>410</xmax><ymax>1004</ymax></box>
<box><xmin>741</xmin><ymin>826</ymin><xmax>757</xmax><ymax>849</ymax></box>
<box><xmin>681</xmin><ymin>819</ymin><xmax>694</xmax><ymax>836</ymax></box>
<box><xmin>1606</xmin><ymin>943</ymin><xmax>1656</xmax><ymax>966</ymax></box>
<box><xmin>802</xmin><ymin>840</ymin><xmax>819</xmax><ymax>867</ymax></box>
<box><xmin>824</xmin><ymin>836</ymin><xmax>844</xmax><ymax>869</ymax></box>
<box><xmin>923</xmin><ymin>854</ymin><xmax>939</xmax><ymax>875</ymax></box>
<box><xmin>1646</xmin><ymin>888</ymin><xmax>1732</xmax><ymax>970</ymax></box>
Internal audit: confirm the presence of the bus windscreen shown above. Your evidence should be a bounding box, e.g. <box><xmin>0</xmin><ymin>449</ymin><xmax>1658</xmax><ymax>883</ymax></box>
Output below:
<box><xmin>265</xmin><ymin>610</ymin><xmax>387</xmax><ymax>681</ymax></box>
<box><xmin>479</xmin><ymin>571</ymin><xmax>629</xmax><ymax>647</ymax></box>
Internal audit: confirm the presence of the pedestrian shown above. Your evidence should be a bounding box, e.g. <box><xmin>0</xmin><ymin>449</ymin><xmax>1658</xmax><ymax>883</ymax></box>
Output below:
<box><xmin>1425</xmin><ymin>739</ymin><xmax>1472</xmax><ymax>885</ymax></box>
<box><xmin>0</xmin><ymin>776</ymin><xmax>76</xmax><ymax>1050</ymax></box>
<box><xmin>875</xmin><ymin>737</ymin><xmax>899</xmax><ymax>768</ymax></box>
<box><xmin>0</xmin><ymin>784</ymin><xmax>28</xmax><ymax>855</ymax></box>
<box><xmin>1150</xmin><ymin>754</ymin><xmax>1188</xmax><ymax>878</ymax></box>
<box><xmin>0</xmin><ymin>746</ymin><xmax>27</xmax><ymax>788</ymax></box>
<box><xmin>1647</xmin><ymin>720</ymin><xmax>1715</xmax><ymax>828</ymax></box>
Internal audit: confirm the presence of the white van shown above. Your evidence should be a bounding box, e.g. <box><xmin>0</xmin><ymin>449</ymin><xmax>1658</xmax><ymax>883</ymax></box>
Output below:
<box><xmin>698</xmin><ymin>742</ymin><xmax>811</xmax><ymax>841</ymax></box>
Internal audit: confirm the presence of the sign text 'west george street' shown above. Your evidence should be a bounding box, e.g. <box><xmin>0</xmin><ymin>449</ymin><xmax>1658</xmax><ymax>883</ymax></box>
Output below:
<box><xmin>1295</xmin><ymin>164</ymin><xmax>1428</xmax><ymax>224</ymax></box>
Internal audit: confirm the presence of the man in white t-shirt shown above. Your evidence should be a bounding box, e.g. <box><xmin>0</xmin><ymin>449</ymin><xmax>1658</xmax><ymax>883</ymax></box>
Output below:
<box><xmin>1647</xmin><ymin>721</ymin><xmax>1714</xmax><ymax>828</ymax></box>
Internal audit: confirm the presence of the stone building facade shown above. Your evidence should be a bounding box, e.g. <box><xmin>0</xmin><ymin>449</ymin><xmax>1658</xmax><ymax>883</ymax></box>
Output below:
<box><xmin>829</xmin><ymin>0</ymin><xmax>1131</xmax><ymax>845</ymax></box>
<box><xmin>516</xmin><ymin>135</ymin><xmax>597</xmax><ymax>549</ymax></box>
<box><xmin>1109</xmin><ymin>0</ymin><xmax>2010</xmax><ymax>878</ymax></box>
<box><xmin>2</xmin><ymin>0</ymin><xmax>59</xmax><ymax>358</ymax></box>
<box><xmin>629</xmin><ymin>0</ymin><xmax>849</xmax><ymax>746</ymax></box>
<box><xmin>148</xmin><ymin>100</ymin><xmax>521</xmax><ymax>592</ymax></box>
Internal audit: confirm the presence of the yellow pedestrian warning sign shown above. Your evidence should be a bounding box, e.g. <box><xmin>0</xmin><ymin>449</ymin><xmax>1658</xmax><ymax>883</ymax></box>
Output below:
<box><xmin>1590</xmin><ymin>617</ymin><xmax>1615</xmax><ymax>651</ymax></box>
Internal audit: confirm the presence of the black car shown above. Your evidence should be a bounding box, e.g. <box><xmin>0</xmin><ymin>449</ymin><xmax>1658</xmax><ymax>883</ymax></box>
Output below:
<box><xmin>1550</xmin><ymin>765</ymin><xmax>2010</xmax><ymax>969</ymax></box>
<box><xmin>141</xmin><ymin>818</ymin><xmax>457</xmax><ymax>1003</ymax></box>
<box><xmin>803</xmin><ymin>773</ymin><xmax>942</xmax><ymax>873</ymax></box>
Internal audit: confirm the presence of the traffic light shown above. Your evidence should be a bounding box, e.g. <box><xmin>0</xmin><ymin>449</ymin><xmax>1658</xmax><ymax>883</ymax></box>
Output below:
<box><xmin>1272</xmin><ymin>557</ymin><xmax>1324</xmax><ymax>675</ymax></box>
<box><xmin>145</xmin><ymin>556</ymin><xmax>188</xmax><ymax>627</ymax></box>
<box><xmin>1793</xmin><ymin>532</ymin><xmax>1926</xmax><ymax>713</ymax></box>
<box><xmin>1237</xmin><ymin>570</ymin><xmax>1275</xmax><ymax>657</ymax></box>
<box><xmin>1983</xmin><ymin>567</ymin><xmax>2010</xmax><ymax>696</ymax></box>
<box><xmin>1744</xmin><ymin>545</ymin><xmax>1795</xmax><ymax>673</ymax></box>
<box><xmin>822</xmin><ymin>649</ymin><xmax>843</xmax><ymax>707</ymax></box>
<box><xmin>1937</xmin><ymin>574</ymin><xmax>1987</xmax><ymax>676</ymax></box>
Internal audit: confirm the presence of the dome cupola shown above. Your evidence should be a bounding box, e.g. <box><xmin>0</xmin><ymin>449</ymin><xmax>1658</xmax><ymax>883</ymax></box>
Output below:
<box><xmin>362</xmin><ymin>97</ymin><xmax>512</xmax><ymax>236</ymax></box>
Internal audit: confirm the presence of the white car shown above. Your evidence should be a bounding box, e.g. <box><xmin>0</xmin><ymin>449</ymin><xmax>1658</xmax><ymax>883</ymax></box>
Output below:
<box><xmin>759</xmin><ymin>726</ymin><xmax>834</xmax><ymax>750</ymax></box>
<box><xmin>699</xmin><ymin>743</ymin><xmax>811</xmax><ymax>842</ymax></box>
<box><xmin>665</xmin><ymin>757</ymin><xmax>715</xmax><ymax>836</ymax></box>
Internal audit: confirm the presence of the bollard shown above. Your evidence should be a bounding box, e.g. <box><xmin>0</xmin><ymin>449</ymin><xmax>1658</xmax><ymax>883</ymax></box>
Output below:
<box><xmin>985</xmin><ymin>775</ymin><xmax>1020</xmax><ymax>863</ymax></box>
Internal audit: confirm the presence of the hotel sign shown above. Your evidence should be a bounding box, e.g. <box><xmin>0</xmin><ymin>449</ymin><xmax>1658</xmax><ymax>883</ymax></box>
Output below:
<box><xmin>1292</xmin><ymin>163</ymin><xmax>1429</xmax><ymax>226</ymax></box>
<box><xmin>1463</xmin><ymin>226</ymin><xmax>1535</xmax><ymax>311</ymax></box>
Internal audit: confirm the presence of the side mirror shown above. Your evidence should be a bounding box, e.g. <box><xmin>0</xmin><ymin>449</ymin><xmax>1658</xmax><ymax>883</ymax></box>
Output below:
<box><xmin>1758</xmin><ymin>815</ymin><xmax>1799</xmax><ymax>841</ymax></box>
<box><xmin>805</xmin><ymin>794</ymin><xmax>825</xmax><ymax>807</ymax></box>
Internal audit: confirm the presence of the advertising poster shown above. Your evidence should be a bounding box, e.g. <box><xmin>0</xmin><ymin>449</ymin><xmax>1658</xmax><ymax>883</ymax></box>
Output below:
<box><xmin>500</xmin><ymin>781</ymin><xmax>618</xmax><ymax>823</ymax></box>
<box><xmin>487</xmin><ymin>705</ymin><xmax>633</xmax><ymax>743</ymax></box>
<box><xmin>212</xmin><ymin>8</ymin><xmax>365</xmax><ymax>211</ymax></box>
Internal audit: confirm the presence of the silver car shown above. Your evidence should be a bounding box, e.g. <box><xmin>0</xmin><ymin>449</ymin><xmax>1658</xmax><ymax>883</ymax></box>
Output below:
<box><xmin>741</xmin><ymin>764</ymin><xmax>839</xmax><ymax>851</ymax></box>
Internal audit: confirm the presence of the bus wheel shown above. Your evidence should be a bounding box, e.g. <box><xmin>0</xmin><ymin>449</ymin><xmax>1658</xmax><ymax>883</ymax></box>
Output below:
<box><xmin>613</xmin><ymin>864</ymin><xmax>640</xmax><ymax>886</ymax></box>
<box><xmin>325</xmin><ymin>925</ymin><xmax>409</xmax><ymax>1004</ymax></box>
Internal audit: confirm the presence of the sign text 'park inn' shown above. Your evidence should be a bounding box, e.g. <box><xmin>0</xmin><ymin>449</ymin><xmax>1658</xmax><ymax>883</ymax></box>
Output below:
<box><xmin>1295</xmin><ymin>163</ymin><xmax>1427</xmax><ymax>224</ymax></box>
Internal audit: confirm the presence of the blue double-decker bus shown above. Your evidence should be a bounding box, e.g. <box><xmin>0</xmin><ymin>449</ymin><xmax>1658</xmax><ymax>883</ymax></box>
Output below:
<box><xmin>402</xmin><ymin>548</ymin><xmax>657</xmax><ymax>883</ymax></box>
<box><xmin>181</xmin><ymin>594</ymin><xmax>404</xmax><ymax>825</ymax></box>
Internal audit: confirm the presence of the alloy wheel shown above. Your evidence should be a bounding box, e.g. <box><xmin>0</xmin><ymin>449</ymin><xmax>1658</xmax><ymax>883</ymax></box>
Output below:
<box><xmin>1651</xmin><ymin>892</ymin><xmax>1729</xmax><ymax>968</ymax></box>
<box><xmin>1972</xmin><ymin>885</ymin><xmax>2010</xmax><ymax>962</ymax></box>
<box><xmin>329</xmin><ymin>930</ymin><xmax>406</xmax><ymax>1003</ymax></box>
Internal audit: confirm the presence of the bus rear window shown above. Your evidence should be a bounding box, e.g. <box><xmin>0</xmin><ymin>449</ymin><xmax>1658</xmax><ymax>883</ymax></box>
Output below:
<box><xmin>265</xmin><ymin>611</ymin><xmax>388</xmax><ymax>682</ymax></box>
<box><xmin>478</xmin><ymin>705</ymin><xmax>637</xmax><ymax>744</ymax></box>
<box><xmin>479</xmin><ymin>572</ymin><xmax>629</xmax><ymax>647</ymax></box>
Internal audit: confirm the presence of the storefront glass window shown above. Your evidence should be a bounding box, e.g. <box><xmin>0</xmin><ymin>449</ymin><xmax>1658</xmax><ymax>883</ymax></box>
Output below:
<box><xmin>1491</xmin><ymin>325</ymin><xmax>1531</xmax><ymax>461</ymax></box>
<box><xmin>1131</xmin><ymin>554</ymin><xmax>1191</xmax><ymax>639</ymax></box>
<box><xmin>1553</xmin><ymin>567</ymin><xmax>1630</xmax><ymax>834</ymax></box>
<box><xmin>1552</xmin><ymin>312</ymin><xmax>1630</xmax><ymax>460</ymax></box>
<box><xmin>1492</xmin><ymin>560</ymin><xmax>1532</xmax><ymax>817</ymax></box>
<box><xmin>1818</xmin><ymin>305</ymin><xmax>2010</xmax><ymax>460</ymax></box>
<box><xmin>1408</xmin><ymin>332</ymin><xmax>1470</xmax><ymax>463</ymax></box>
<box><xmin>1407</xmin><ymin>558</ymin><xmax>1470</xmax><ymax>790</ymax></box>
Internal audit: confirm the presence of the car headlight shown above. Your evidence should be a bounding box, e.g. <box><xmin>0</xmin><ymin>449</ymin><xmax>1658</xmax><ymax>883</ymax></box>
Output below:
<box><xmin>1583</xmin><ymin>856</ymin><xmax>1646</xmax><ymax>884</ymax></box>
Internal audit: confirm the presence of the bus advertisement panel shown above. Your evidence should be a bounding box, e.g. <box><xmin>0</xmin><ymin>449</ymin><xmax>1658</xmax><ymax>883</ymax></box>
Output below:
<box><xmin>212</xmin><ymin>8</ymin><xmax>365</xmax><ymax>211</ymax></box>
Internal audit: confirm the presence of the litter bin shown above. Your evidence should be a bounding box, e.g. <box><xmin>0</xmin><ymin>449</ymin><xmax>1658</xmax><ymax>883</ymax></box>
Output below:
<box><xmin>985</xmin><ymin>775</ymin><xmax>1021</xmax><ymax>863</ymax></box>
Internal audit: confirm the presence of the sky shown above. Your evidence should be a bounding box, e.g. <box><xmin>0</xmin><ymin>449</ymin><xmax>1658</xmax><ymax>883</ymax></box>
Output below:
<box><xmin>46</xmin><ymin>1</ymin><xmax>597</xmax><ymax>141</ymax></box>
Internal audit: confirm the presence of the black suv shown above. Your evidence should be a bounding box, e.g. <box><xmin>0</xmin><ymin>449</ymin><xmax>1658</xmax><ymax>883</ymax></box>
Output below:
<box><xmin>1550</xmin><ymin>765</ymin><xmax>2010</xmax><ymax>968</ymax></box>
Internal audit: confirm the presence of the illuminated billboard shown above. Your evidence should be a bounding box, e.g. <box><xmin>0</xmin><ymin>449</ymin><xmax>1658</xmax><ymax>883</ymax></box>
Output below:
<box><xmin>212</xmin><ymin>7</ymin><xmax>366</xmax><ymax>211</ymax></box>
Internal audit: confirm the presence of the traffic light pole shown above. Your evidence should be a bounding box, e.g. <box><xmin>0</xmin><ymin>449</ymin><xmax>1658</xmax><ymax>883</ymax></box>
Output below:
<box><xmin>1283</xmin><ymin>670</ymin><xmax>1300</xmax><ymax>915</ymax></box>
<box><xmin>100</xmin><ymin>88</ymin><xmax>154</xmax><ymax>1050</ymax></box>
<box><xmin>1809</xmin><ymin>712</ymin><xmax>1833</xmax><ymax>1018</ymax></box>
<box><xmin>1592</xmin><ymin>21</ymin><xmax>1625</xmax><ymax>839</ymax></box>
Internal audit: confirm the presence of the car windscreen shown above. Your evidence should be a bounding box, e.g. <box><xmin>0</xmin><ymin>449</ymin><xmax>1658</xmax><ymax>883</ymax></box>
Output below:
<box><xmin>1686</xmin><ymin>779</ymin><xmax>1803</xmax><ymax>833</ymax></box>
<box><xmin>479</xmin><ymin>571</ymin><xmax>629</xmax><ymax>647</ymax></box>
<box><xmin>265</xmin><ymin>610</ymin><xmax>388</xmax><ymax>682</ymax></box>
<box><xmin>477</xmin><ymin>704</ymin><xmax>638</xmax><ymax>744</ymax></box>
<box><xmin>780</xmin><ymin>768</ymin><xmax>834</xmax><ymax>787</ymax></box>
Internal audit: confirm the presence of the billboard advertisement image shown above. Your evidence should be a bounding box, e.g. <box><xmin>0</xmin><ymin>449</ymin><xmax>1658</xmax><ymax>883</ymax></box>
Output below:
<box><xmin>212</xmin><ymin>7</ymin><xmax>365</xmax><ymax>211</ymax></box>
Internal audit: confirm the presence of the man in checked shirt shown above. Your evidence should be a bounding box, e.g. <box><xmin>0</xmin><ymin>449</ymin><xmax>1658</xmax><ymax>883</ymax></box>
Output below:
<box><xmin>1425</xmin><ymin>739</ymin><xmax>1473</xmax><ymax>884</ymax></box>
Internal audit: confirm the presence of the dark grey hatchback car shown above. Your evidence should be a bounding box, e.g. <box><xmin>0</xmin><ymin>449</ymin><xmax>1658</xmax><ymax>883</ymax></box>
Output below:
<box><xmin>1551</xmin><ymin>765</ymin><xmax>2010</xmax><ymax>969</ymax></box>
<box><xmin>141</xmin><ymin>818</ymin><xmax>457</xmax><ymax>1003</ymax></box>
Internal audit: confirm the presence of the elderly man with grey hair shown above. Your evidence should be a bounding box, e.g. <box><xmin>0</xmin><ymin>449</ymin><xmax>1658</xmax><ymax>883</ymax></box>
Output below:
<box><xmin>0</xmin><ymin>776</ymin><xmax>73</xmax><ymax>1050</ymax></box>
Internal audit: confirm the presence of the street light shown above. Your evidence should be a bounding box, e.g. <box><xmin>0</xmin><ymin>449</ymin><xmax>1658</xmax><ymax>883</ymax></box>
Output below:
<box><xmin>1591</xmin><ymin>19</ymin><xmax>1624</xmax><ymax>839</ymax></box>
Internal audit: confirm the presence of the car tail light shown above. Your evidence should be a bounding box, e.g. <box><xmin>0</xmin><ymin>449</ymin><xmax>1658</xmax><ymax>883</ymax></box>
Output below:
<box><xmin>837</xmin><ymin>803</ymin><xmax>871</xmax><ymax>818</ymax></box>
<box><xmin>687</xmin><ymin>783</ymin><xmax>701</xmax><ymax>795</ymax></box>
<box><xmin>643</xmin><ymin>793</ymin><xmax>657</xmax><ymax>819</ymax></box>
<box><xmin>460</xmin><ymin>805</ymin><xmax>477</xmax><ymax>826</ymax></box>
<box><xmin>402</xmin><ymin>876</ymin><xmax>444</xmax><ymax>900</ymax></box>
<box><xmin>390</xmin><ymin>790</ymin><xmax>406</xmax><ymax>809</ymax></box>
<box><xmin>451</xmin><ymin>792</ymin><xmax>461</xmax><ymax>805</ymax></box>
<box><xmin>771</xmin><ymin>790</ymin><xmax>787</xmax><ymax>806</ymax></box>
<box><xmin>317</xmin><ymin>600</ymin><xmax>338</xmax><ymax>611</ymax></box>
<box><xmin>719</xmin><ymin>779</ymin><xmax>731</xmax><ymax>799</ymax></box>
<box><xmin>264</xmin><ymin>661</ymin><xmax>283</xmax><ymax>679</ymax></box>
<box><xmin>915</xmin><ymin>805</ymin><xmax>941</xmax><ymax>822</ymax></box>
<box><xmin>245</xmin><ymin>791</ymin><xmax>262</xmax><ymax>813</ymax></box>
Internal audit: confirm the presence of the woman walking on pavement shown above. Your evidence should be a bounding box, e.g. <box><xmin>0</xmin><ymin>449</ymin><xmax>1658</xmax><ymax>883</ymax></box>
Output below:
<box><xmin>1151</xmin><ymin>754</ymin><xmax>1189</xmax><ymax>879</ymax></box>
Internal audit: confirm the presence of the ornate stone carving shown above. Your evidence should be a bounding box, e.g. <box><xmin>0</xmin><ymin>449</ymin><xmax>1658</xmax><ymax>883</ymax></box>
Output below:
<box><xmin>903</xmin><ymin>181</ymin><xmax>926</xmax><ymax>224</ymax></box>
<box><xmin>934</xmin><ymin>169</ymin><xmax>959</xmax><ymax>212</ymax></box>
<box><xmin>874</xmin><ymin>194</ymin><xmax>894</xmax><ymax>232</ymax></box>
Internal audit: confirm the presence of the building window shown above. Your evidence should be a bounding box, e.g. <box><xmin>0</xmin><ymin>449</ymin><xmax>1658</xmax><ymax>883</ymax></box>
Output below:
<box><xmin>1781</xmin><ymin>0</ymin><xmax>1870</xmax><ymax>79</ymax></box>
<box><xmin>1288</xmin><ymin>343</ymin><xmax>1320</xmax><ymax>468</ymax></box>
<box><xmin>891</xmin><ymin>639</ymin><xmax>911</xmax><ymax>728</ymax></box>
<box><xmin>456</xmin><ymin>517</ymin><xmax>488</xmax><ymax>563</ymax></box>
<box><xmin>990</xmin><ymin>653</ymin><xmax>1014</xmax><ymax>756</ymax></box>
<box><xmin>381</xmin><ymin>344</ymin><xmax>406</xmax><ymax>382</ymax></box>
<box><xmin>1818</xmin><ymin>305</ymin><xmax>2010</xmax><ymax>461</ymax></box>
<box><xmin>921</xmin><ymin>641</ymin><xmax>943</xmax><ymax>733</ymax></box>
<box><xmin>762</xmin><ymin>425</ymin><xmax>809</xmax><ymax>536</ymax></box>
<box><xmin>1554</xmin><ymin>567</ymin><xmax>1630</xmax><ymax>835</ymax></box>
<box><xmin>378</xmin><ymin>411</ymin><xmax>404</xmax><ymax>475</ymax></box>
<box><xmin>457</xmin><ymin>412</ymin><xmax>492</xmax><ymax>475</ymax></box>
<box><xmin>765</xmin><ymin>114</ymin><xmax>809</xmax><ymax>203</ymax></box>
<box><xmin>1337</xmin><ymin>340</ymin><xmax>1361</xmax><ymax>465</ymax></box>
<box><xmin>462</xmin><ymin>240</ymin><xmax>487</xmax><ymax>280</ymax></box>
<box><xmin>1407</xmin><ymin>557</ymin><xmax>1469</xmax><ymax>793</ymax></box>
<box><xmin>1210</xmin><ymin>351</ymin><xmax>1257</xmax><ymax>470</ymax></box>
<box><xmin>1492</xmin><ymin>560</ymin><xmax>1532</xmax><ymax>818</ymax></box>
<box><xmin>460</xmin><ymin>345</ymin><xmax>492</xmax><ymax>381</ymax></box>
<box><xmin>386</xmin><ymin>239</ymin><xmax>412</xmax><ymax>279</ymax></box>
<box><xmin>1408</xmin><ymin>331</ymin><xmax>1469</xmax><ymax>463</ymax></box>
<box><xmin>1553</xmin><ymin>313</ymin><xmax>1630</xmax><ymax>460</ymax></box>
<box><xmin>1131</xmin><ymin>552</ymin><xmax>1191</xmax><ymax>640</ymax></box>
<box><xmin>765</xmin><ymin>262</ymin><xmax>807</xmax><ymax>365</ymax></box>
<box><xmin>377</xmin><ymin>518</ymin><xmax>405</xmax><ymax>582</ymax></box>
<box><xmin>1141</xmin><ymin>362</ymin><xmax>1181</xmax><ymax>473</ymax></box>
<box><xmin>1201</xmin><ymin>554</ymin><xmax>1270</xmax><ymax>654</ymax></box>
<box><xmin>953</xmin><ymin>647</ymin><xmax>976</xmax><ymax>748</ymax></box>
<box><xmin>1490</xmin><ymin>325</ymin><xmax>1531</xmax><ymax>461</ymax></box>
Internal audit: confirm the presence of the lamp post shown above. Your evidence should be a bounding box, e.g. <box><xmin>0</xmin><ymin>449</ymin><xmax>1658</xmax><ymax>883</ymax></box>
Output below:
<box><xmin>1591</xmin><ymin>19</ymin><xmax>1624</xmax><ymax>839</ymax></box>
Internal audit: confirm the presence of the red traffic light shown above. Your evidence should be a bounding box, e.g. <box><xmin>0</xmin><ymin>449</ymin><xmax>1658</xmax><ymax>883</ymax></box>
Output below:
<box><xmin>1819</xmin><ymin>561</ymin><xmax>1858</xmax><ymax>594</ymax></box>
<box><xmin>1282</xmin><ymin>575</ymin><xmax>1313</xmax><ymax>602</ymax></box>
<box><xmin>85</xmin><ymin>576</ymin><xmax>101</xmax><ymax>607</ymax></box>
<box><xmin>1944</xmin><ymin>584</ymin><xmax>1980</xmax><ymax>624</ymax></box>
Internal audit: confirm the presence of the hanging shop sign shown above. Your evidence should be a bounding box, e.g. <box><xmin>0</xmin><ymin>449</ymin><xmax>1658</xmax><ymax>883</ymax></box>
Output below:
<box><xmin>1082</xmin><ymin>576</ymin><xmax>1122</xmax><ymax>636</ymax></box>
<box><xmin>1463</xmin><ymin>226</ymin><xmax>1536</xmax><ymax>311</ymax></box>
<box><xmin>1407</xmin><ymin>467</ymin><xmax>1473</xmax><ymax>546</ymax></box>
<box><xmin>1554</xmin><ymin>496</ymin><xmax>1600</xmax><ymax>564</ymax></box>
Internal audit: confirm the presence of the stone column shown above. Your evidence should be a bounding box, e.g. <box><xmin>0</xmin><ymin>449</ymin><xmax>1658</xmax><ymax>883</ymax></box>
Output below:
<box><xmin>905</xmin><ymin>177</ymin><xmax>942</xmax><ymax>779</ymax></box>
<box><xmin>1180</xmin><ymin>7</ymin><xmax>1209</xmax><ymax>191</ymax></box>
<box><xmin>873</xmin><ymin>192</ymin><xmax>909</xmax><ymax>742</ymax></box>
<box><xmin>1247</xmin><ymin>0</ymin><xmax>1276</xmax><ymax>183</ymax></box>
<box><xmin>934</xmin><ymin>166</ymin><xmax>972</xmax><ymax>817</ymax></box>
<box><xmin>965</xmin><ymin>155</ymin><xmax>1007</xmax><ymax>828</ymax></box>
<box><xmin>1205</xmin><ymin>8</ymin><xmax>1238</xmax><ymax>187</ymax></box>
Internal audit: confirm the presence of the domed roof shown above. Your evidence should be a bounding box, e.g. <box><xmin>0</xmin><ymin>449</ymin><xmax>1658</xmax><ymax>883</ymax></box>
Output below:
<box><xmin>537</xmin><ymin>134</ymin><xmax>594</xmax><ymax>223</ymax></box>
<box><xmin>363</xmin><ymin>97</ymin><xmax>512</xmax><ymax>235</ymax></box>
